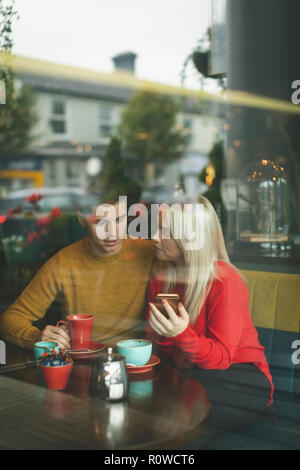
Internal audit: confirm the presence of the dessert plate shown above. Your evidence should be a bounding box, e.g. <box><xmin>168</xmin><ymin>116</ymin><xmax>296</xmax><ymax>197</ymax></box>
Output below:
<box><xmin>66</xmin><ymin>341</ymin><xmax>104</xmax><ymax>359</ymax></box>
<box><xmin>126</xmin><ymin>355</ymin><xmax>160</xmax><ymax>374</ymax></box>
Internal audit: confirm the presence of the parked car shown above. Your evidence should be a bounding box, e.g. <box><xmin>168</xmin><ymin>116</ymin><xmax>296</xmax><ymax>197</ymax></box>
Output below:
<box><xmin>0</xmin><ymin>187</ymin><xmax>100</xmax><ymax>215</ymax></box>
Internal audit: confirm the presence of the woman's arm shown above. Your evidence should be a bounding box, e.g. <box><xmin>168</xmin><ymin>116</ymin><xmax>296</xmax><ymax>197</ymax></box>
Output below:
<box><xmin>171</xmin><ymin>276</ymin><xmax>247</xmax><ymax>369</ymax></box>
<box><xmin>147</xmin><ymin>272</ymin><xmax>248</xmax><ymax>370</ymax></box>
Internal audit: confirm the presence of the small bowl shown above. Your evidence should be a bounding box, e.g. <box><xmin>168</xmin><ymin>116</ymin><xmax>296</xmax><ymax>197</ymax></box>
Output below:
<box><xmin>40</xmin><ymin>362</ymin><xmax>73</xmax><ymax>390</ymax></box>
<box><xmin>116</xmin><ymin>339</ymin><xmax>152</xmax><ymax>366</ymax></box>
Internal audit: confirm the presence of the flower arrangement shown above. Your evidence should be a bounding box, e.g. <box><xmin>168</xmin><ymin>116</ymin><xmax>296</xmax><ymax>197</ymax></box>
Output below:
<box><xmin>39</xmin><ymin>351</ymin><xmax>73</xmax><ymax>390</ymax></box>
<box><xmin>40</xmin><ymin>350</ymin><xmax>73</xmax><ymax>367</ymax></box>
<box><xmin>0</xmin><ymin>192</ymin><xmax>62</xmax><ymax>264</ymax></box>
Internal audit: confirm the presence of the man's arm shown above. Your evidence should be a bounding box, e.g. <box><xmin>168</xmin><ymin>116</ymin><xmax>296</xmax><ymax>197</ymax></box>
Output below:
<box><xmin>0</xmin><ymin>253</ymin><xmax>66</xmax><ymax>349</ymax></box>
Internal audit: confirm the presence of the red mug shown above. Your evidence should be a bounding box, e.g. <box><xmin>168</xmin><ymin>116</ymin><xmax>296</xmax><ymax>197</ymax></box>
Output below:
<box><xmin>57</xmin><ymin>314</ymin><xmax>95</xmax><ymax>350</ymax></box>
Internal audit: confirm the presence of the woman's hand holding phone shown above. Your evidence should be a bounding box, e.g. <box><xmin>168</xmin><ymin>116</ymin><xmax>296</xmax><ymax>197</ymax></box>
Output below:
<box><xmin>154</xmin><ymin>294</ymin><xmax>179</xmax><ymax>317</ymax></box>
<box><xmin>148</xmin><ymin>299</ymin><xmax>189</xmax><ymax>338</ymax></box>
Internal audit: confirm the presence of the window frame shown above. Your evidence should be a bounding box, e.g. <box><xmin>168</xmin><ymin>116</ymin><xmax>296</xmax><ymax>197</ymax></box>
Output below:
<box><xmin>99</xmin><ymin>104</ymin><xmax>114</xmax><ymax>141</ymax></box>
<box><xmin>49</xmin><ymin>97</ymin><xmax>70</xmax><ymax>139</ymax></box>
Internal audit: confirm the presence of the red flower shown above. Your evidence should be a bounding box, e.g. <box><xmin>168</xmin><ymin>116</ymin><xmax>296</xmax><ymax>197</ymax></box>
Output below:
<box><xmin>26</xmin><ymin>193</ymin><xmax>43</xmax><ymax>204</ymax></box>
<box><xmin>0</xmin><ymin>215</ymin><xmax>7</xmax><ymax>224</ymax></box>
<box><xmin>50</xmin><ymin>207</ymin><xmax>62</xmax><ymax>218</ymax></box>
<box><xmin>37</xmin><ymin>216</ymin><xmax>52</xmax><ymax>227</ymax></box>
<box><xmin>40</xmin><ymin>229</ymin><xmax>47</xmax><ymax>236</ymax></box>
<box><xmin>27</xmin><ymin>232</ymin><xmax>39</xmax><ymax>242</ymax></box>
<box><xmin>6</xmin><ymin>209</ymin><xmax>13</xmax><ymax>217</ymax></box>
<box><xmin>26</xmin><ymin>194</ymin><xmax>37</xmax><ymax>204</ymax></box>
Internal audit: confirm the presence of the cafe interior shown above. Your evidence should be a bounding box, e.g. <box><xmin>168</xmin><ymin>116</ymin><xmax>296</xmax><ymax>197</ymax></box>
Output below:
<box><xmin>0</xmin><ymin>0</ymin><xmax>300</xmax><ymax>451</ymax></box>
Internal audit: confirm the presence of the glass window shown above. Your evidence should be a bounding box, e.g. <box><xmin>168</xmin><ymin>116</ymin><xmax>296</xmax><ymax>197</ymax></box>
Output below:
<box><xmin>183</xmin><ymin>118</ymin><xmax>193</xmax><ymax>144</ymax></box>
<box><xmin>50</xmin><ymin>99</ymin><xmax>68</xmax><ymax>135</ymax></box>
<box><xmin>48</xmin><ymin>160</ymin><xmax>56</xmax><ymax>181</ymax></box>
<box><xmin>66</xmin><ymin>160</ymin><xmax>79</xmax><ymax>178</ymax></box>
<box><xmin>99</xmin><ymin>105</ymin><xmax>113</xmax><ymax>138</ymax></box>
<box><xmin>52</xmin><ymin>100</ymin><xmax>65</xmax><ymax>115</ymax></box>
<box><xmin>210</xmin><ymin>0</ymin><xmax>227</xmax><ymax>76</ymax></box>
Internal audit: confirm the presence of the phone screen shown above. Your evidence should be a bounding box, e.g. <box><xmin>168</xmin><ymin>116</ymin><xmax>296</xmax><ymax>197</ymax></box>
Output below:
<box><xmin>154</xmin><ymin>294</ymin><xmax>180</xmax><ymax>317</ymax></box>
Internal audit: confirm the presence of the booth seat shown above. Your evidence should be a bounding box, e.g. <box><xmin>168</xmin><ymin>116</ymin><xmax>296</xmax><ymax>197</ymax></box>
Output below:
<box><xmin>244</xmin><ymin>269</ymin><xmax>300</xmax><ymax>396</ymax></box>
<box><xmin>198</xmin><ymin>269</ymin><xmax>300</xmax><ymax>450</ymax></box>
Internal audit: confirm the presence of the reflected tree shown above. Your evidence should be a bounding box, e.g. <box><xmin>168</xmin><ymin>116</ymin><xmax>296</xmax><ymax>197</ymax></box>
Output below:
<box><xmin>199</xmin><ymin>138</ymin><xmax>226</xmax><ymax>227</ymax></box>
<box><xmin>0</xmin><ymin>0</ymin><xmax>37</xmax><ymax>159</ymax></box>
<box><xmin>100</xmin><ymin>136</ymin><xmax>142</xmax><ymax>207</ymax></box>
<box><xmin>119</xmin><ymin>90</ymin><xmax>188</xmax><ymax>185</ymax></box>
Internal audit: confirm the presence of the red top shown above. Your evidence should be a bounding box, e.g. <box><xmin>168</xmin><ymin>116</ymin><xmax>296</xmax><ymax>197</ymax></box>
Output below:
<box><xmin>145</xmin><ymin>260</ymin><xmax>274</xmax><ymax>404</ymax></box>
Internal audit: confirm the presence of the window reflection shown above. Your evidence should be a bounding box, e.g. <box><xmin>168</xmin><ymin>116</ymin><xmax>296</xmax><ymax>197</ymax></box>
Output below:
<box><xmin>0</xmin><ymin>0</ymin><xmax>299</xmax><ymax>416</ymax></box>
<box><xmin>50</xmin><ymin>98</ymin><xmax>68</xmax><ymax>136</ymax></box>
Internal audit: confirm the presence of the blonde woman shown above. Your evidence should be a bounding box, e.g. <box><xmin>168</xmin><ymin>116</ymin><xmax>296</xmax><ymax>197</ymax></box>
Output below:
<box><xmin>145</xmin><ymin>197</ymin><xmax>274</xmax><ymax>405</ymax></box>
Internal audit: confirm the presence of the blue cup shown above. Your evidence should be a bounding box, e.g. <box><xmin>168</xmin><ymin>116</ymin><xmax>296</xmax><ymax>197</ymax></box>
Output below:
<box><xmin>116</xmin><ymin>339</ymin><xmax>152</xmax><ymax>366</ymax></box>
<box><xmin>34</xmin><ymin>341</ymin><xmax>59</xmax><ymax>362</ymax></box>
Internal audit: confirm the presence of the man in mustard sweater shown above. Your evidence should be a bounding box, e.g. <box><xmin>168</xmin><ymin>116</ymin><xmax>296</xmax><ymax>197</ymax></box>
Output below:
<box><xmin>0</xmin><ymin>198</ymin><xmax>162</xmax><ymax>350</ymax></box>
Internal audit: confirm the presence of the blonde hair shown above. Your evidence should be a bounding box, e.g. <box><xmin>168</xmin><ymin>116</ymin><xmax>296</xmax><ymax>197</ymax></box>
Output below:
<box><xmin>162</xmin><ymin>196</ymin><xmax>245</xmax><ymax>325</ymax></box>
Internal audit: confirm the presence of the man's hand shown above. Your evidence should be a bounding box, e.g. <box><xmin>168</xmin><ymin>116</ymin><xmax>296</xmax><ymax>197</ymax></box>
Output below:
<box><xmin>149</xmin><ymin>300</ymin><xmax>189</xmax><ymax>338</ymax></box>
<box><xmin>40</xmin><ymin>325</ymin><xmax>71</xmax><ymax>351</ymax></box>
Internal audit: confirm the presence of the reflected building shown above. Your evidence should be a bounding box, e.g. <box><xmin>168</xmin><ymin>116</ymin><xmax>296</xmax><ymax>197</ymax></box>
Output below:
<box><xmin>0</xmin><ymin>52</ymin><xmax>223</xmax><ymax>200</ymax></box>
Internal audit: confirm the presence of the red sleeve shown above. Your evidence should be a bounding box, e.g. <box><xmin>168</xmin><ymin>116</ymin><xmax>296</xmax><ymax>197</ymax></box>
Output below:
<box><xmin>172</xmin><ymin>271</ymin><xmax>248</xmax><ymax>369</ymax></box>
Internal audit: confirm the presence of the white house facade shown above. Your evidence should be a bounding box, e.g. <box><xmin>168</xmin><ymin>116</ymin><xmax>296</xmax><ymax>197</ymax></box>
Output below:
<box><xmin>0</xmin><ymin>53</ymin><xmax>224</xmax><ymax>200</ymax></box>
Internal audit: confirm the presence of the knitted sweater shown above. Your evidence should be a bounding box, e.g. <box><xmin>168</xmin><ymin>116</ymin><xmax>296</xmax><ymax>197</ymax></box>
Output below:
<box><xmin>0</xmin><ymin>237</ymin><xmax>160</xmax><ymax>349</ymax></box>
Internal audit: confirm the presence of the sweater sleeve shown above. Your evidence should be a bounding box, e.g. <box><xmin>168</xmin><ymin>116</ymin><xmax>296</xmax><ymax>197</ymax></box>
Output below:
<box><xmin>0</xmin><ymin>252</ymin><xmax>62</xmax><ymax>349</ymax></box>
<box><xmin>172</xmin><ymin>272</ymin><xmax>248</xmax><ymax>369</ymax></box>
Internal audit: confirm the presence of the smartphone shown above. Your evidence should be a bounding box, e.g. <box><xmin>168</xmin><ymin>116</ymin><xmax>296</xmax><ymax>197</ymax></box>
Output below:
<box><xmin>154</xmin><ymin>293</ymin><xmax>180</xmax><ymax>317</ymax></box>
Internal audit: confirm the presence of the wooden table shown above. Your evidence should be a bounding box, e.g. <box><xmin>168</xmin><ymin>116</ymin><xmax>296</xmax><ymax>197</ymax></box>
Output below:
<box><xmin>0</xmin><ymin>344</ymin><xmax>210</xmax><ymax>450</ymax></box>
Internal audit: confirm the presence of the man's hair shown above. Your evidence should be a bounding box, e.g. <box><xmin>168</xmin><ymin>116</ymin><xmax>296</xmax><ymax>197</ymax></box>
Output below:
<box><xmin>87</xmin><ymin>180</ymin><xmax>119</xmax><ymax>204</ymax></box>
<box><xmin>87</xmin><ymin>179</ymin><xmax>140</xmax><ymax>207</ymax></box>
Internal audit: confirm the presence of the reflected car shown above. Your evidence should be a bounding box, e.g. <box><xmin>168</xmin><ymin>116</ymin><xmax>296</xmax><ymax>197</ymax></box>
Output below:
<box><xmin>0</xmin><ymin>187</ymin><xmax>100</xmax><ymax>215</ymax></box>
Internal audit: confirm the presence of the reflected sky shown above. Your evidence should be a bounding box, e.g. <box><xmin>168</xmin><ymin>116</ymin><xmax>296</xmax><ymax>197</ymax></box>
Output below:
<box><xmin>11</xmin><ymin>0</ymin><xmax>214</xmax><ymax>91</ymax></box>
